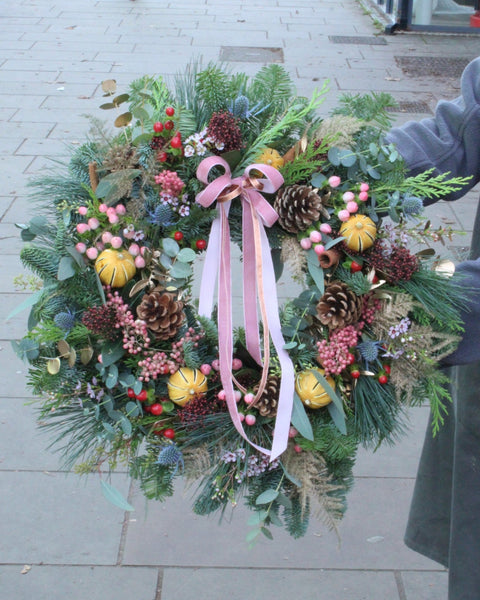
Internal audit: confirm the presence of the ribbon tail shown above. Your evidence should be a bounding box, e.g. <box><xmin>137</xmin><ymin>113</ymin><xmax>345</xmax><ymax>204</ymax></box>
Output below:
<box><xmin>242</xmin><ymin>201</ymin><xmax>262</xmax><ymax>366</ymax></box>
<box><xmin>198</xmin><ymin>216</ymin><xmax>221</xmax><ymax>318</ymax></box>
<box><xmin>259</xmin><ymin>224</ymin><xmax>295</xmax><ymax>461</ymax></box>
<box><xmin>217</xmin><ymin>205</ymin><xmax>271</xmax><ymax>457</ymax></box>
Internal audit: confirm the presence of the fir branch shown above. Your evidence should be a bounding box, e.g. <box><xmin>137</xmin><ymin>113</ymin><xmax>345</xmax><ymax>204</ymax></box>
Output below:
<box><xmin>334</xmin><ymin>91</ymin><xmax>397</xmax><ymax>131</ymax></box>
<box><xmin>237</xmin><ymin>84</ymin><xmax>328</xmax><ymax>173</ymax></box>
<box><xmin>279</xmin><ymin>138</ymin><xmax>330</xmax><ymax>186</ymax></box>
<box><xmin>375</xmin><ymin>169</ymin><xmax>472</xmax><ymax>202</ymax></box>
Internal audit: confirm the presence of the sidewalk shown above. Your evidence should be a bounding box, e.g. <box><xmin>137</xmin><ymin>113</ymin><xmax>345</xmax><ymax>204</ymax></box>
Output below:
<box><xmin>1</xmin><ymin>1</ymin><xmax>479</xmax><ymax>599</ymax></box>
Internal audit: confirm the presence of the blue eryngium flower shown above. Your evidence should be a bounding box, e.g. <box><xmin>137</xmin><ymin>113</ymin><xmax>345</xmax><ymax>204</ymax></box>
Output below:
<box><xmin>401</xmin><ymin>195</ymin><xmax>424</xmax><ymax>217</ymax></box>
<box><xmin>156</xmin><ymin>444</ymin><xmax>184</xmax><ymax>475</ymax></box>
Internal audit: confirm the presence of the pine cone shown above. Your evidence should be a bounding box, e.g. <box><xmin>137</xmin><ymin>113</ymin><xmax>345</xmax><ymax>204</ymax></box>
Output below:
<box><xmin>274</xmin><ymin>185</ymin><xmax>329</xmax><ymax>233</ymax></box>
<box><xmin>136</xmin><ymin>291</ymin><xmax>184</xmax><ymax>340</ymax></box>
<box><xmin>316</xmin><ymin>281</ymin><xmax>363</xmax><ymax>329</ymax></box>
<box><xmin>252</xmin><ymin>375</ymin><xmax>280</xmax><ymax>417</ymax></box>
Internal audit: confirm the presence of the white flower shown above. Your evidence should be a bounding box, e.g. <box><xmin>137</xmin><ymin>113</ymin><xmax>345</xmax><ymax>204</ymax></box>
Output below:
<box><xmin>184</xmin><ymin>144</ymin><xmax>194</xmax><ymax>157</ymax></box>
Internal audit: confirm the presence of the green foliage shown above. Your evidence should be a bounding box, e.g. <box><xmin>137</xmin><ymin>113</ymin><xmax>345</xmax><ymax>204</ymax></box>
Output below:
<box><xmin>280</xmin><ymin>139</ymin><xmax>330</xmax><ymax>186</ymax></box>
<box><xmin>399</xmin><ymin>169</ymin><xmax>472</xmax><ymax>200</ymax></box>
<box><xmin>21</xmin><ymin>245</ymin><xmax>59</xmax><ymax>281</ymax></box>
<box><xmin>336</xmin><ymin>266</ymin><xmax>373</xmax><ymax>295</ymax></box>
<box><xmin>69</xmin><ymin>141</ymin><xmax>106</xmax><ymax>185</ymax></box>
<box><xmin>197</xmin><ymin>314</ymin><xmax>219</xmax><ymax>347</ymax></box>
<box><xmin>130</xmin><ymin>452</ymin><xmax>175</xmax><ymax>501</ymax></box>
<box><xmin>283</xmin><ymin>492</ymin><xmax>310</xmax><ymax>539</ymax></box>
<box><xmin>195</xmin><ymin>64</ymin><xmax>231</xmax><ymax>115</ymax></box>
<box><xmin>248</xmin><ymin>64</ymin><xmax>296</xmax><ymax>116</ymax></box>
<box><xmin>334</xmin><ymin>91</ymin><xmax>397</xmax><ymax>131</ymax></box>
<box><xmin>411</xmin><ymin>369</ymin><xmax>452</xmax><ymax>435</ymax></box>
<box><xmin>399</xmin><ymin>268</ymin><xmax>467</xmax><ymax>332</ymax></box>
<box><xmin>354</xmin><ymin>375</ymin><xmax>407</xmax><ymax>447</ymax></box>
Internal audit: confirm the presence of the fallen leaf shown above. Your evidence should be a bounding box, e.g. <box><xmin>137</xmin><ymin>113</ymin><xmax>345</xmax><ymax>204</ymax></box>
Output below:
<box><xmin>21</xmin><ymin>565</ymin><xmax>31</xmax><ymax>575</ymax></box>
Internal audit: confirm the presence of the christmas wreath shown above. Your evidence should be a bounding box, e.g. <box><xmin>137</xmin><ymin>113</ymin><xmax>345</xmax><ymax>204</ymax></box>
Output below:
<box><xmin>12</xmin><ymin>63</ymin><xmax>470</xmax><ymax>542</ymax></box>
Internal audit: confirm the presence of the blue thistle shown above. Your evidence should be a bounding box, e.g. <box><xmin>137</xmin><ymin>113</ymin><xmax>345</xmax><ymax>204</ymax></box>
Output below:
<box><xmin>228</xmin><ymin>94</ymin><xmax>269</xmax><ymax>119</ymax></box>
<box><xmin>54</xmin><ymin>309</ymin><xmax>76</xmax><ymax>331</ymax></box>
<box><xmin>357</xmin><ymin>340</ymin><xmax>383</xmax><ymax>367</ymax></box>
<box><xmin>156</xmin><ymin>444</ymin><xmax>184</xmax><ymax>475</ymax></box>
<box><xmin>146</xmin><ymin>204</ymin><xmax>174</xmax><ymax>226</ymax></box>
<box><xmin>401</xmin><ymin>195</ymin><xmax>424</xmax><ymax>218</ymax></box>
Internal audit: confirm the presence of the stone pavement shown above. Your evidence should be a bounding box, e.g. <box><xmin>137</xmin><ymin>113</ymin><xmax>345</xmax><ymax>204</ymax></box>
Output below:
<box><xmin>1</xmin><ymin>1</ymin><xmax>480</xmax><ymax>599</ymax></box>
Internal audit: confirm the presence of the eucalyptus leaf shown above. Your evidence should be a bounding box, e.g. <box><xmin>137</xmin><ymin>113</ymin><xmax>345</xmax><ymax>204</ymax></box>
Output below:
<box><xmin>170</xmin><ymin>261</ymin><xmax>192</xmax><ymax>279</ymax></box>
<box><xmin>125</xmin><ymin>401</ymin><xmax>140</xmax><ymax>417</ymax></box>
<box><xmin>119</xmin><ymin>373</ymin><xmax>136</xmax><ymax>388</ymax></box>
<box><xmin>65</xmin><ymin>245</ymin><xmax>86</xmax><ymax>268</ymax></box>
<box><xmin>112</xmin><ymin>93</ymin><xmax>130</xmax><ymax>107</ymax></box>
<box><xmin>307</xmin><ymin>249</ymin><xmax>325</xmax><ymax>295</ymax></box>
<box><xmin>57</xmin><ymin>256</ymin><xmax>76</xmax><ymax>281</ymax></box>
<box><xmin>132</xmin><ymin>132</ymin><xmax>153</xmax><ymax>146</ymax></box>
<box><xmin>99</xmin><ymin>102</ymin><xmax>116</xmax><ymax>110</ymax></box>
<box><xmin>283</xmin><ymin>341</ymin><xmax>297</xmax><ymax>350</ymax></box>
<box><xmin>268</xmin><ymin>512</ymin><xmax>283</xmax><ymax>527</ymax></box>
<box><xmin>338</xmin><ymin>149</ymin><xmax>357</xmax><ymax>167</ymax></box>
<box><xmin>255</xmin><ymin>489</ymin><xmax>279</xmax><ymax>505</ymax></box>
<box><xmin>105</xmin><ymin>364</ymin><xmax>119</xmax><ymax>389</ymax></box>
<box><xmin>247</xmin><ymin>510</ymin><xmax>268</xmax><ymax>525</ymax></box>
<box><xmin>101</xmin><ymin>340</ymin><xmax>124</xmax><ymax>367</ymax></box>
<box><xmin>246</xmin><ymin>529</ymin><xmax>261</xmax><ymax>543</ymax></box>
<box><xmin>327</xmin><ymin>146</ymin><xmax>340</xmax><ymax>166</ymax></box>
<box><xmin>291</xmin><ymin>392</ymin><xmax>314</xmax><ymax>441</ymax></box>
<box><xmin>101</xmin><ymin>79</ymin><xmax>117</xmax><ymax>94</ymax></box>
<box><xmin>276</xmin><ymin>492</ymin><xmax>292</xmax><ymax>509</ymax></box>
<box><xmin>132</xmin><ymin>106</ymin><xmax>150</xmax><ymax>121</ymax></box>
<box><xmin>6</xmin><ymin>289</ymin><xmax>43</xmax><ymax>320</ymax></box>
<box><xmin>102</xmin><ymin>422</ymin><xmax>116</xmax><ymax>435</ymax></box>
<box><xmin>162</xmin><ymin>237</ymin><xmax>179</xmax><ymax>257</ymax></box>
<box><xmin>311</xmin><ymin>172</ymin><xmax>327</xmax><ymax>188</ymax></box>
<box><xmin>119</xmin><ymin>415</ymin><xmax>132</xmax><ymax>436</ymax></box>
<box><xmin>100</xmin><ymin>480</ymin><xmax>134</xmax><ymax>511</ymax></box>
<box><xmin>261</xmin><ymin>527</ymin><xmax>274</xmax><ymax>540</ymax></box>
<box><xmin>176</xmin><ymin>247</ymin><xmax>197</xmax><ymax>263</ymax></box>
<box><xmin>311</xmin><ymin>370</ymin><xmax>347</xmax><ymax>434</ymax></box>
<box><xmin>367</xmin><ymin>166</ymin><xmax>381</xmax><ymax>180</ymax></box>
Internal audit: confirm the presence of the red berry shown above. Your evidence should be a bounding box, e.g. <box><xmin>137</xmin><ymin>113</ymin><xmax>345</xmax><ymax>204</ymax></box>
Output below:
<box><xmin>153</xmin><ymin>121</ymin><xmax>164</xmax><ymax>133</ymax></box>
<box><xmin>196</xmin><ymin>239</ymin><xmax>207</xmax><ymax>250</ymax></box>
<box><xmin>150</xmin><ymin>403</ymin><xmax>163</xmax><ymax>416</ymax></box>
<box><xmin>372</xmin><ymin>275</ymin><xmax>379</xmax><ymax>284</ymax></box>
<box><xmin>157</xmin><ymin>151</ymin><xmax>168</xmax><ymax>162</ymax></box>
<box><xmin>378</xmin><ymin>374</ymin><xmax>388</xmax><ymax>385</ymax></box>
<box><xmin>163</xmin><ymin>428</ymin><xmax>175</xmax><ymax>439</ymax></box>
<box><xmin>170</xmin><ymin>136</ymin><xmax>182</xmax><ymax>149</ymax></box>
<box><xmin>347</xmin><ymin>352</ymin><xmax>356</xmax><ymax>365</ymax></box>
<box><xmin>351</xmin><ymin>370</ymin><xmax>361</xmax><ymax>379</ymax></box>
<box><xmin>164</xmin><ymin>120</ymin><xmax>174</xmax><ymax>130</ymax></box>
<box><xmin>350</xmin><ymin>261</ymin><xmax>362</xmax><ymax>273</ymax></box>
<box><xmin>127</xmin><ymin>388</ymin><xmax>136</xmax><ymax>399</ymax></box>
<box><xmin>174</xmin><ymin>231</ymin><xmax>184</xmax><ymax>241</ymax></box>
<box><xmin>165</xmin><ymin>107</ymin><xmax>175</xmax><ymax>117</ymax></box>
<box><xmin>136</xmin><ymin>389</ymin><xmax>148</xmax><ymax>402</ymax></box>
<box><xmin>160</xmin><ymin>365</ymin><xmax>170</xmax><ymax>375</ymax></box>
<box><xmin>383</xmin><ymin>364</ymin><xmax>391</xmax><ymax>374</ymax></box>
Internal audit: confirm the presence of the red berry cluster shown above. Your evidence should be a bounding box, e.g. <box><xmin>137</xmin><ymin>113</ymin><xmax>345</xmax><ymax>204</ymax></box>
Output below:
<box><xmin>368</xmin><ymin>241</ymin><xmax>419</xmax><ymax>284</ymax></box>
<box><xmin>151</xmin><ymin>107</ymin><xmax>182</xmax><ymax>162</ymax></box>
<box><xmin>177</xmin><ymin>393</ymin><xmax>226</xmax><ymax>429</ymax></box>
<box><xmin>206</xmin><ymin>111</ymin><xmax>243</xmax><ymax>153</ymax></box>
<box><xmin>82</xmin><ymin>304</ymin><xmax>120</xmax><ymax>341</ymax></box>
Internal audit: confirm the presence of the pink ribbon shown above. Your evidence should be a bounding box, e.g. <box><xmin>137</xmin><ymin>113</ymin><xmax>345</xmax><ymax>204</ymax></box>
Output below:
<box><xmin>196</xmin><ymin>156</ymin><xmax>295</xmax><ymax>461</ymax></box>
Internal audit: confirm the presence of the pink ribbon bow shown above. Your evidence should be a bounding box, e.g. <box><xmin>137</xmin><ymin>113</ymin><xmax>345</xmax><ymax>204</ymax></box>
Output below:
<box><xmin>196</xmin><ymin>156</ymin><xmax>295</xmax><ymax>461</ymax></box>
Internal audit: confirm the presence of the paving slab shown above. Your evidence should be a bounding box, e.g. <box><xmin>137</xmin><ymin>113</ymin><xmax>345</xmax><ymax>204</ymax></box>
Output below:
<box><xmin>402</xmin><ymin>570</ymin><xmax>449</xmax><ymax>600</ymax></box>
<box><xmin>0</xmin><ymin>471</ymin><xmax>129</xmax><ymax>564</ymax></box>
<box><xmin>161</xmin><ymin>567</ymin><xmax>400</xmax><ymax>600</ymax></box>
<box><xmin>0</xmin><ymin>565</ymin><xmax>159</xmax><ymax>600</ymax></box>
<box><xmin>122</xmin><ymin>476</ymin><xmax>441</xmax><ymax>570</ymax></box>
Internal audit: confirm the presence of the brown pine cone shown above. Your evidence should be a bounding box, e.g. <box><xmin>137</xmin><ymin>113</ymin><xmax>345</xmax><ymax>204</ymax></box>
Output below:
<box><xmin>252</xmin><ymin>375</ymin><xmax>281</xmax><ymax>417</ymax></box>
<box><xmin>274</xmin><ymin>185</ymin><xmax>330</xmax><ymax>233</ymax></box>
<box><xmin>316</xmin><ymin>281</ymin><xmax>363</xmax><ymax>329</ymax></box>
<box><xmin>136</xmin><ymin>291</ymin><xmax>184</xmax><ymax>340</ymax></box>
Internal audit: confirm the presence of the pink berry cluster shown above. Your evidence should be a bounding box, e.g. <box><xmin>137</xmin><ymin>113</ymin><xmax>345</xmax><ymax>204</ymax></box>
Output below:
<box><xmin>327</xmin><ymin>176</ymin><xmax>369</xmax><ymax>223</ymax></box>
<box><xmin>137</xmin><ymin>328</ymin><xmax>203</xmax><ymax>382</ymax></box>
<box><xmin>299</xmin><ymin>222</ymin><xmax>332</xmax><ymax>256</ymax></box>
<box><xmin>106</xmin><ymin>291</ymin><xmax>151</xmax><ymax>355</ymax></box>
<box><xmin>75</xmin><ymin>202</ymin><xmax>147</xmax><ymax>269</ymax></box>
<box><xmin>154</xmin><ymin>170</ymin><xmax>185</xmax><ymax>197</ymax></box>
<box><xmin>317</xmin><ymin>324</ymin><xmax>360</xmax><ymax>376</ymax></box>
<box><xmin>360</xmin><ymin>293</ymin><xmax>382</xmax><ymax>326</ymax></box>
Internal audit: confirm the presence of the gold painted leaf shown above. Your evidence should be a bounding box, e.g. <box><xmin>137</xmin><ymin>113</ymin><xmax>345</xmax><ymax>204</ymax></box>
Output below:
<box><xmin>68</xmin><ymin>348</ymin><xmax>77</xmax><ymax>367</ymax></box>
<box><xmin>47</xmin><ymin>358</ymin><xmax>61</xmax><ymax>375</ymax></box>
<box><xmin>80</xmin><ymin>347</ymin><xmax>94</xmax><ymax>365</ymax></box>
<box><xmin>114</xmin><ymin>112</ymin><xmax>132</xmax><ymax>127</ymax></box>
<box><xmin>57</xmin><ymin>340</ymin><xmax>70</xmax><ymax>357</ymax></box>
<box><xmin>101</xmin><ymin>79</ymin><xmax>117</xmax><ymax>94</ymax></box>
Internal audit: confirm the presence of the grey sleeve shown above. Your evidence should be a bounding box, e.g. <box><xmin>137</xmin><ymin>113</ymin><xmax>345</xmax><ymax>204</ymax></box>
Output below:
<box><xmin>385</xmin><ymin>56</ymin><xmax>480</xmax><ymax>202</ymax></box>
<box><xmin>386</xmin><ymin>57</ymin><xmax>480</xmax><ymax>366</ymax></box>
<box><xmin>442</xmin><ymin>259</ymin><xmax>480</xmax><ymax>365</ymax></box>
